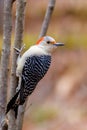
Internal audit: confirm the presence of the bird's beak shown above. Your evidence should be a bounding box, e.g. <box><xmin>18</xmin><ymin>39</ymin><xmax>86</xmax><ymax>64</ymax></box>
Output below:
<box><xmin>54</xmin><ymin>42</ymin><xmax>64</xmax><ymax>47</ymax></box>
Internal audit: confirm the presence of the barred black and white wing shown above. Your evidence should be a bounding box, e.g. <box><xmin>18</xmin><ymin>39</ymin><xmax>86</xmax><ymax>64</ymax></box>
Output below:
<box><xmin>20</xmin><ymin>55</ymin><xmax>51</xmax><ymax>104</ymax></box>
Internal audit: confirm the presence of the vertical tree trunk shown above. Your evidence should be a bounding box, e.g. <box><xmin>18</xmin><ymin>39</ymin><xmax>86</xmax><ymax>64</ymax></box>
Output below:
<box><xmin>0</xmin><ymin>0</ymin><xmax>14</xmax><ymax>130</ymax></box>
<box><xmin>8</xmin><ymin>0</ymin><xmax>26</xmax><ymax>130</ymax></box>
<box><xmin>39</xmin><ymin>0</ymin><xmax>56</xmax><ymax>38</ymax></box>
<box><xmin>16</xmin><ymin>1</ymin><xmax>27</xmax><ymax>130</ymax></box>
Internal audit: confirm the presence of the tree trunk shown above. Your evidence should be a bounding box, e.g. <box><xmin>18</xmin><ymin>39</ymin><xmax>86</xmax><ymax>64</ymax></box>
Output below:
<box><xmin>0</xmin><ymin>0</ymin><xmax>14</xmax><ymax>130</ymax></box>
<box><xmin>8</xmin><ymin>0</ymin><xmax>26</xmax><ymax>130</ymax></box>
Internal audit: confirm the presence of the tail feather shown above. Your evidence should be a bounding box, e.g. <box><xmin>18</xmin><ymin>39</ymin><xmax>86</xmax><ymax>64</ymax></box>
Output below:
<box><xmin>13</xmin><ymin>105</ymin><xmax>19</xmax><ymax>118</ymax></box>
<box><xmin>6</xmin><ymin>90</ymin><xmax>20</xmax><ymax>118</ymax></box>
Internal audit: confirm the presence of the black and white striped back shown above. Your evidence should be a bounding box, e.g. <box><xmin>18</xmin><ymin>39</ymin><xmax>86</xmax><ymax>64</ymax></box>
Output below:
<box><xmin>20</xmin><ymin>55</ymin><xmax>51</xmax><ymax>104</ymax></box>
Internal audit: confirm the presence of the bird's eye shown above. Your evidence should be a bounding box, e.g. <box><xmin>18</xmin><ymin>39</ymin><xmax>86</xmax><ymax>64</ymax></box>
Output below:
<box><xmin>47</xmin><ymin>41</ymin><xmax>50</xmax><ymax>44</ymax></box>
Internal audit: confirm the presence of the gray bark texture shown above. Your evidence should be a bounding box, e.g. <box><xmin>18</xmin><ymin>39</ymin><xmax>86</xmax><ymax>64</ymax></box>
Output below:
<box><xmin>39</xmin><ymin>0</ymin><xmax>56</xmax><ymax>38</ymax></box>
<box><xmin>8</xmin><ymin>0</ymin><xmax>26</xmax><ymax>130</ymax></box>
<box><xmin>0</xmin><ymin>0</ymin><xmax>14</xmax><ymax>130</ymax></box>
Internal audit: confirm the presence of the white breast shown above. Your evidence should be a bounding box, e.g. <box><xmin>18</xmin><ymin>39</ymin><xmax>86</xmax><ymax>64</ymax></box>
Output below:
<box><xmin>16</xmin><ymin>45</ymin><xmax>48</xmax><ymax>77</ymax></box>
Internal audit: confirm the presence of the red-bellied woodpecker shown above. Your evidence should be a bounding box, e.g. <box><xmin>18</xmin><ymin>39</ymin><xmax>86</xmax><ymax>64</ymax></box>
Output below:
<box><xmin>6</xmin><ymin>36</ymin><xmax>64</xmax><ymax>118</ymax></box>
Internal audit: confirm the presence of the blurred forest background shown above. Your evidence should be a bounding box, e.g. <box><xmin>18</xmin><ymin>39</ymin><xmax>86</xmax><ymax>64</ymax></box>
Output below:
<box><xmin>1</xmin><ymin>0</ymin><xmax>87</xmax><ymax>130</ymax></box>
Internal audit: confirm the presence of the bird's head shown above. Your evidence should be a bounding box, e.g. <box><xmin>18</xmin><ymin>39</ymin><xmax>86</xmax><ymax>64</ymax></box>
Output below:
<box><xmin>36</xmin><ymin>36</ymin><xmax>64</xmax><ymax>54</ymax></box>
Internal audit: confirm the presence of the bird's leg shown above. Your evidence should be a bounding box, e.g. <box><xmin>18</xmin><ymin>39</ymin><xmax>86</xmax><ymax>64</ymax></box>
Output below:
<box><xmin>14</xmin><ymin>44</ymin><xmax>25</xmax><ymax>55</ymax></box>
<box><xmin>14</xmin><ymin>44</ymin><xmax>25</xmax><ymax>65</ymax></box>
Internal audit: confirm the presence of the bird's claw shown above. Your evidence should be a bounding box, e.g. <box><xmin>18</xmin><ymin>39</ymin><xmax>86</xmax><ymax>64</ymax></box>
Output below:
<box><xmin>14</xmin><ymin>44</ymin><xmax>25</xmax><ymax>55</ymax></box>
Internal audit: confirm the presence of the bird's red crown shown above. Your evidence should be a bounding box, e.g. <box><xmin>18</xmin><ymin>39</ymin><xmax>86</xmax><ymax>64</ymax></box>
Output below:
<box><xmin>36</xmin><ymin>37</ymin><xmax>44</xmax><ymax>45</ymax></box>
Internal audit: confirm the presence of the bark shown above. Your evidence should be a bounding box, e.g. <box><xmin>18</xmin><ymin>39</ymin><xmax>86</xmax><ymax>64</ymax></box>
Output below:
<box><xmin>8</xmin><ymin>0</ymin><xmax>26</xmax><ymax>130</ymax></box>
<box><xmin>16</xmin><ymin>103</ymin><xmax>26</xmax><ymax>130</ymax></box>
<box><xmin>0</xmin><ymin>0</ymin><xmax>14</xmax><ymax>130</ymax></box>
<box><xmin>39</xmin><ymin>0</ymin><xmax>56</xmax><ymax>38</ymax></box>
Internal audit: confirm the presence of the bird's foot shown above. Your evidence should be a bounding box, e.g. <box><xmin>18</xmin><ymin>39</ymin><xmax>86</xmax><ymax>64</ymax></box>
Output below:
<box><xmin>14</xmin><ymin>44</ymin><xmax>25</xmax><ymax>55</ymax></box>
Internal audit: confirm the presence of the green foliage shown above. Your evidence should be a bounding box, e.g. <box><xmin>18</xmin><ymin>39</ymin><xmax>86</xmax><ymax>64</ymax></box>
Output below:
<box><xmin>23</xmin><ymin>34</ymin><xmax>38</xmax><ymax>50</ymax></box>
<box><xmin>62</xmin><ymin>34</ymin><xmax>87</xmax><ymax>49</ymax></box>
<box><xmin>29</xmin><ymin>107</ymin><xmax>58</xmax><ymax>123</ymax></box>
<box><xmin>0</xmin><ymin>40</ymin><xmax>2</xmax><ymax>48</ymax></box>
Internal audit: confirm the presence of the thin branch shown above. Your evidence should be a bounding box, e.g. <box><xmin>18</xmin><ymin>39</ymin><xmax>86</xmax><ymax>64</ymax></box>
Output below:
<box><xmin>39</xmin><ymin>0</ymin><xmax>56</xmax><ymax>38</ymax></box>
<box><xmin>0</xmin><ymin>0</ymin><xmax>13</xmax><ymax>130</ymax></box>
<box><xmin>16</xmin><ymin>103</ymin><xmax>26</xmax><ymax>130</ymax></box>
<box><xmin>8</xmin><ymin>0</ymin><xmax>26</xmax><ymax>130</ymax></box>
<box><xmin>16</xmin><ymin>1</ymin><xmax>26</xmax><ymax>130</ymax></box>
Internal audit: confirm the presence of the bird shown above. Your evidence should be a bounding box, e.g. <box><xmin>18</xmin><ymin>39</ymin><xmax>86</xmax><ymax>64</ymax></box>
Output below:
<box><xmin>6</xmin><ymin>36</ymin><xmax>64</xmax><ymax>118</ymax></box>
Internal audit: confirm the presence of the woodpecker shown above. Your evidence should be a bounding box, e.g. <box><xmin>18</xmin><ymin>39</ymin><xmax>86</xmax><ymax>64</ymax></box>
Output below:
<box><xmin>6</xmin><ymin>36</ymin><xmax>64</xmax><ymax>118</ymax></box>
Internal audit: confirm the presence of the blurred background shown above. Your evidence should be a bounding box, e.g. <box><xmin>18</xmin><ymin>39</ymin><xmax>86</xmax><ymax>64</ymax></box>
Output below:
<box><xmin>1</xmin><ymin>0</ymin><xmax>87</xmax><ymax>130</ymax></box>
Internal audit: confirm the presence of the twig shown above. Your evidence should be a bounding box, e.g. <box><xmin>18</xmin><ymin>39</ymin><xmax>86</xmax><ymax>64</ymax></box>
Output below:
<box><xmin>39</xmin><ymin>0</ymin><xmax>56</xmax><ymax>38</ymax></box>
